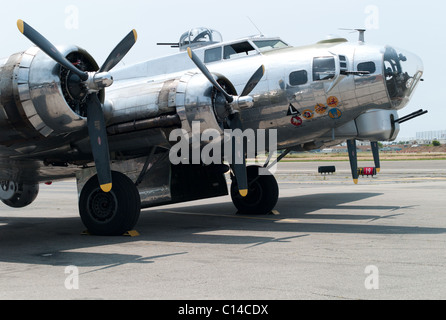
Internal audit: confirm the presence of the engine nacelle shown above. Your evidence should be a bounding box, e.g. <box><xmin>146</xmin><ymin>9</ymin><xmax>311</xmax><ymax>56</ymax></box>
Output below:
<box><xmin>174</xmin><ymin>71</ymin><xmax>225</xmax><ymax>138</ymax></box>
<box><xmin>0</xmin><ymin>45</ymin><xmax>99</xmax><ymax>146</ymax></box>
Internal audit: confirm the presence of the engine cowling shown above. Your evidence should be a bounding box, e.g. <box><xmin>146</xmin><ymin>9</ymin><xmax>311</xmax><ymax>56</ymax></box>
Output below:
<box><xmin>0</xmin><ymin>45</ymin><xmax>100</xmax><ymax>147</ymax></box>
<box><xmin>174</xmin><ymin>71</ymin><xmax>236</xmax><ymax>138</ymax></box>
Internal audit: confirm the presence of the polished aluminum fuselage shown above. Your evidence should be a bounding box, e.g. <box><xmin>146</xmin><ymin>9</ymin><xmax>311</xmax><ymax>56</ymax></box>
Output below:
<box><xmin>109</xmin><ymin>36</ymin><xmax>416</xmax><ymax>150</ymax></box>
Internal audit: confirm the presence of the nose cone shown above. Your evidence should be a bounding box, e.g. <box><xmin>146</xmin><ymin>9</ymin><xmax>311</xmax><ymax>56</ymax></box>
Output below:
<box><xmin>384</xmin><ymin>46</ymin><xmax>424</xmax><ymax>110</ymax></box>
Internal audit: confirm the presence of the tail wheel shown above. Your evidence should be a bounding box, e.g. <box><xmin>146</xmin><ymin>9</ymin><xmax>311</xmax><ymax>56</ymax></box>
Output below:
<box><xmin>79</xmin><ymin>171</ymin><xmax>141</xmax><ymax>236</ymax></box>
<box><xmin>230</xmin><ymin>166</ymin><xmax>279</xmax><ymax>215</ymax></box>
<box><xmin>1</xmin><ymin>183</ymin><xmax>39</xmax><ymax>208</ymax></box>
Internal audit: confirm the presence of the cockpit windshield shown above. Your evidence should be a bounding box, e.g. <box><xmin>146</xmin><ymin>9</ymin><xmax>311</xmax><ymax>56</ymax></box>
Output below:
<box><xmin>384</xmin><ymin>46</ymin><xmax>423</xmax><ymax>109</ymax></box>
<box><xmin>252</xmin><ymin>40</ymin><xmax>289</xmax><ymax>52</ymax></box>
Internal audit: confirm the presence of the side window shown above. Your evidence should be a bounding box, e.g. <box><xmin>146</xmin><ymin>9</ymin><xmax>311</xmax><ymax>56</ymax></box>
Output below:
<box><xmin>289</xmin><ymin>70</ymin><xmax>308</xmax><ymax>86</ymax></box>
<box><xmin>313</xmin><ymin>57</ymin><xmax>336</xmax><ymax>81</ymax></box>
<box><xmin>339</xmin><ymin>55</ymin><xmax>348</xmax><ymax>69</ymax></box>
<box><xmin>224</xmin><ymin>42</ymin><xmax>257</xmax><ymax>60</ymax></box>
<box><xmin>204</xmin><ymin>47</ymin><xmax>222</xmax><ymax>63</ymax></box>
<box><xmin>357</xmin><ymin>61</ymin><xmax>376</xmax><ymax>74</ymax></box>
<box><xmin>339</xmin><ymin>55</ymin><xmax>348</xmax><ymax>74</ymax></box>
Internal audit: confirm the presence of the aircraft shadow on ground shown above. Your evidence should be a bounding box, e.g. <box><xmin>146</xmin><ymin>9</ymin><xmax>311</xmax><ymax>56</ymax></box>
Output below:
<box><xmin>0</xmin><ymin>192</ymin><xmax>443</xmax><ymax>268</ymax></box>
<box><xmin>140</xmin><ymin>192</ymin><xmax>433</xmax><ymax>239</ymax></box>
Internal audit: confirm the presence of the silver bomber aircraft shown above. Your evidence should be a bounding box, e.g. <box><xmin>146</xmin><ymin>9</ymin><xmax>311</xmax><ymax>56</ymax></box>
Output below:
<box><xmin>0</xmin><ymin>22</ymin><xmax>424</xmax><ymax>235</ymax></box>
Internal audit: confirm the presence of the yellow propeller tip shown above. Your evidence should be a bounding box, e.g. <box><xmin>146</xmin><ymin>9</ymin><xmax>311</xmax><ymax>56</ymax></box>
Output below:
<box><xmin>187</xmin><ymin>47</ymin><xmax>192</xmax><ymax>59</ymax></box>
<box><xmin>101</xmin><ymin>183</ymin><xmax>112</xmax><ymax>193</ymax></box>
<box><xmin>17</xmin><ymin>19</ymin><xmax>24</xmax><ymax>34</ymax></box>
<box><xmin>239</xmin><ymin>189</ymin><xmax>248</xmax><ymax>197</ymax></box>
<box><xmin>132</xmin><ymin>29</ymin><xmax>138</xmax><ymax>41</ymax></box>
<box><xmin>353</xmin><ymin>179</ymin><xmax>358</xmax><ymax>185</ymax></box>
<box><xmin>376</xmin><ymin>168</ymin><xmax>381</xmax><ymax>173</ymax></box>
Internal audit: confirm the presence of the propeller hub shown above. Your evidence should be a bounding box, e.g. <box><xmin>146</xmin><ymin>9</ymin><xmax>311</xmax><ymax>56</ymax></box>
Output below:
<box><xmin>233</xmin><ymin>96</ymin><xmax>254</xmax><ymax>111</ymax></box>
<box><xmin>85</xmin><ymin>72</ymin><xmax>114</xmax><ymax>93</ymax></box>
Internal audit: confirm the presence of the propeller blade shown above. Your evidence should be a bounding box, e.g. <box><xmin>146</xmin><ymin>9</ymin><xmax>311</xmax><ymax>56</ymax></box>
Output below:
<box><xmin>187</xmin><ymin>47</ymin><xmax>234</xmax><ymax>103</ymax></box>
<box><xmin>229</xmin><ymin>112</ymin><xmax>248</xmax><ymax>197</ymax></box>
<box><xmin>347</xmin><ymin>139</ymin><xmax>359</xmax><ymax>184</ymax></box>
<box><xmin>86</xmin><ymin>94</ymin><xmax>112</xmax><ymax>192</ymax></box>
<box><xmin>17</xmin><ymin>19</ymin><xmax>88</xmax><ymax>81</ymax></box>
<box><xmin>99</xmin><ymin>29</ymin><xmax>138</xmax><ymax>72</ymax></box>
<box><xmin>371</xmin><ymin>141</ymin><xmax>381</xmax><ymax>173</ymax></box>
<box><xmin>240</xmin><ymin>65</ymin><xmax>265</xmax><ymax>96</ymax></box>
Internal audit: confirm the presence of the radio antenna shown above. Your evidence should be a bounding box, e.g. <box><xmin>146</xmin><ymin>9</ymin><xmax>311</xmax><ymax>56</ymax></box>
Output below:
<box><xmin>247</xmin><ymin>16</ymin><xmax>264</xmax><ymax>36</ymax></box>
<box><xmin>339</xmin><ymin>28</ymin><xmax>366</xmax><ymax>42</ymax></box>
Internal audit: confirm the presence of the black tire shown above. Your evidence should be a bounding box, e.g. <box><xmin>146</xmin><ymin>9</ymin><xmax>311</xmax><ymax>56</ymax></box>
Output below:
<box><xmin>79</xmin><ymin>171</ymin><xmax>141</xmax><ymax>236</ymax></box>
<box><xmin>2</xmin><ymin>183</ymin><xmax>39</xmax><ymax>208</ymax></box>
<box><xmin>231</xmin><ymin>166</ymin><xmax>279</xmax><ymax>215</ymax></box>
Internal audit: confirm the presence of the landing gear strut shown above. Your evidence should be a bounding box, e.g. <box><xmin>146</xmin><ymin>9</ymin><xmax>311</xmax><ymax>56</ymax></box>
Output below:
<box><xmin>230</xmin><ymin>165</ymin><xmax>279</xmax><ymax>215</ymax></box>
<box><xmin>79</xmin><ymin>171</ymin><xmax>141</xmax><ymax>236</ymax></box>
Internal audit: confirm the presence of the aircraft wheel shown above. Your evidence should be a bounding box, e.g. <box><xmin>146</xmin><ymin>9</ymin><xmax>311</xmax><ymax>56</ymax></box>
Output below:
<box><xmin>1</xmin><ymin>183</ymin><xmax>39</xmax><ymax>208</ymax></box>
<box><xmin>79</xmin><ymin>171</ymin><xmax>141</xmax><ymax>236</ymax></box>
<box><xmin>231</xmin><ymin>166</ymin><xmax>279</xmax><ymax>215</ymax></box>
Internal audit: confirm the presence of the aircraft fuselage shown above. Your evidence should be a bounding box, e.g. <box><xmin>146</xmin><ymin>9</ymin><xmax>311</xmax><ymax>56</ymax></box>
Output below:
<box><xmin>0</xmin><ymin>25</ymin><xmax>424</xmax><ymax>235</ymax></box>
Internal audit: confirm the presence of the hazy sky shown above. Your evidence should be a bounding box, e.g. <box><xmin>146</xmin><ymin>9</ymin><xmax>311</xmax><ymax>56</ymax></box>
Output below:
<box><xmin>1</xmin><ymin>0</ymin><xmax>443</xmax><ymax>139</ymax></box>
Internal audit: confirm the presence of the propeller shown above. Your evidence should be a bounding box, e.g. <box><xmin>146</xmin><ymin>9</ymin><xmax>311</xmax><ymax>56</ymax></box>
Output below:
<box><xmin>347</xmin><ymin>139</ymin><xmax>359</xmax><ymax>184</ymax></box>
<box><xmin>187</xmin><ymin>47</ymin><xmax>265</xmax><ymax>197</ymax></box>
<box><xmin>86</xmin><ymin>94</ymin><xmax>112</xmax><ymax>192</ymax></box>
<box><xmin>99</xmin><ymin>29</ymin><xmax>138</xmax><ymax>73</ymax></box>
<box><xmin>370</xmin><ymin>141</ymin><xmax>381</xmax><ymax>173</ymax></box>
<box><xmin>228</xmin><ymin>112</ymin><xmax>248</xmax><ymax>197</ymax></box>
<box><xmin>17</xmin><ymin>20</ymin><xmax>137</xmax><ymax>192</ymax></box>
<box><xmin>187</xmin><ymin>47</ymin><xmax>234</xmax><ymax>103</ymax></box>
<box><xmin>17</xmin><ymin>20</ymin><xmax>88</xmax><ymax>81</ymax></box>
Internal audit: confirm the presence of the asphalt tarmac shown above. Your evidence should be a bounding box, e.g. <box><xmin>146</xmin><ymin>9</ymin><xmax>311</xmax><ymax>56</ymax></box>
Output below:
<box><xmin>1</xmin><ymin>160</ymin><xmax>445</xmax><ymax>300</ymax></box>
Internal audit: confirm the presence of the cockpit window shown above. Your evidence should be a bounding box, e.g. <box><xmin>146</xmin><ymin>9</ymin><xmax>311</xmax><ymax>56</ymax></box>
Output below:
<box><xmin>224</xmin><ymin>42</ymin><xmax>257</xmax><ymax>59</ymax></box>
<box><xmin>253</xmin><ymin>40</ymin><xmax>288</xmax><ymax>52</ymax></box>
<box><xmin>313</xmin><ymin>57</ymin><xmax>336</xmax><ymax>81</ymax></box>
<box><xmin>358</xmin><ymin>62</ymin><xmax>376</xmax><ymax>74</ymax></box>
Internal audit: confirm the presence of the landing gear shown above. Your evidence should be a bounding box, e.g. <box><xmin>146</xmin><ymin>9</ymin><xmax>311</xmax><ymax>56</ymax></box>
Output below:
<box><xmin>79</xmin><ymin>171</ymin><xmax>141</xmax><ymax>236</ymax></box>
<box><xmin>230</xmin><ymin>166</ymin><xmax>279</xmax><ymax>215</ymax></box>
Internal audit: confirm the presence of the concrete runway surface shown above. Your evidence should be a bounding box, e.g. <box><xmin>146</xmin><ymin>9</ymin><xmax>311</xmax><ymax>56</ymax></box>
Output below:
<box><xmin>0</xmin><ymin>160</ymin><xmax>445</xmax><ymax>300</ymax></box>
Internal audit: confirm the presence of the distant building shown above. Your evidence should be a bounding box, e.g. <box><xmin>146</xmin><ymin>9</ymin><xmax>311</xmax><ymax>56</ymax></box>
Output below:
<box><xmin>415</xmin><ymin>130</ymin><xmax>446</xmax><ymax>144</ymax></box>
